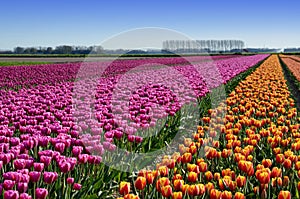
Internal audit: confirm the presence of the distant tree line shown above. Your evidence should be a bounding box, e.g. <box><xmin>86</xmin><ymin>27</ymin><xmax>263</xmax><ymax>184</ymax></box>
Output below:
<box><xmin>284</xmin><ymin>48</ymin><xmax>300</xmax><ymax>53</ymax></box>
<box><xmin>163</xmin><ymin>40</ymin><xmax>245</xmax><ymax>53</ymax></box>
<box><xmin>0</xmin><ymin>45</ymin><xmax>105</xmax><ymax>54</ymax></box>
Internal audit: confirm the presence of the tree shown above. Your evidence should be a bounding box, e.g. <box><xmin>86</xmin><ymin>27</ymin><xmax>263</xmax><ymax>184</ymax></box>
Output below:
<box><xmin>14</xmin><ymin>47</ymin><xmax>24</xmax><ymax>54</ymax></box>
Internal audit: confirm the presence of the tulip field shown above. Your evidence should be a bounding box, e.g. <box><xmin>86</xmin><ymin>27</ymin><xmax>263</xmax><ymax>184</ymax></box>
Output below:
<box><xmin>2</xmin><ymin>53</ymin><xmax>300</xmax><ymax>199</ymax></box>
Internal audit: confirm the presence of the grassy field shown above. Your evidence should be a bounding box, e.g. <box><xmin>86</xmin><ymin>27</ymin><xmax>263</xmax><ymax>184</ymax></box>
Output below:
<box><xmin>0</xmin><ymin>61</ymin><xmax>50</xmax><ymax>66</ymax></box>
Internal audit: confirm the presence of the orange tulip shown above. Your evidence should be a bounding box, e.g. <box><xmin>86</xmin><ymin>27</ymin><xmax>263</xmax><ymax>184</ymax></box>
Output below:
<box><xmin>173</xmin><ymin>179</ymin><xmax>184</xmax><ymax>191</ymax></box>
<box><xmin>276</xmin><ymin>154</ymin><xmax>285</xmax><ymax>164</ymax></box>
<box><xmin>210</xmin><ymin>189</ymin><xmax>222</xmax><ymax>199</ymax></box>
<box><xmin>297</xmin><ymin>181</ymin><xmax>300</xmax><ymax>192</ymax></box>
<box><xmin>205</xmin><ymin>182</ymin><xmax>214</xmax><ymax>193</ymax></box>
<box><xmin>221</xmin><ymin>191</ymin><xmax>232</xmax><ymax>199</ymax></box>
<box><xmin>188</xmin><ymin>184</ymin><xmax>200</xmax><ymax>196</ymax></box>
<box><xmin>156</xmin><ymin>177</ymin><xmax>170</xmax><ymax>192</ymax></box>
<box><xmin>262</xmin><ymin>159</ymin><xmax>272</xmax><ymax>168</ymax></box>
<box><xmin>278</xmin><ymin>190</ymin><xmax>291</xmax><ymax>199</ymax></box>
<box><xmin>158</xmin><ymin>166</ymin><xmax>169</xmax><ymax>177</ymax></box>
<box><xmin>182</xmin><ymin>152</ymin><xmax>192</xmax><ymax>163</ymax></box>
<box><xmin>119</xmin><ymin>182</ymin><xmax>130</xmax><ymax>196</ymax></box>
<box><xmin>233</xmin><ymin>192</ymin><xmax>245</xmax><ymax>199</ymax></box>
<box><xmin>271</xmin><ymin>167</ymin><xmax>282</xmax><ymax>178</ymax></box>
<box><xmin>199</xmin><ymin>162</ymin><xmax>208</xmax><ymax>172</ymax></box>
<box><xmin>188</xmin><ymin>171</ymin><xmax>198</xmax><ymax>183</ymax></box>
<box><xmin>161</xmin><ymin>185</ymin><xmax>172</xmax><ymax>198</ymax></box>
<box><xmin>181</xmin><ymin>184</ymin><xmax>189</xmax><ymax>194</ymax></box>
<box><xmin>146</xmin><ymin>173</ymin><xmax>154</xmax><ymax>184</ymax></box>
<box><xmin>257</xmin><ymin>171</ymin><xmax>270</xmax><ymax>184</ymax></box>
<box><xmin>134</xmin><ymin>176</ymin><xmax>146</xmax><ymax>190</ymax></box>
<box><xmin>283</xmin><ymin>176</ymin><xmax>289</xmax><ymax>187</ymax></box>
<box><xmin>205</xmin><ymin>171</ymin><xmax>213</xmax><ymax>181</ymax></box>
<box><xmin>236</xmin><ymin>175</ymin><xmax>246</xmax><ymax>188</ymax></box>
<box><xmin>124</xmin><ymin>194</ymin><xmax>139</xmax><ymax>199</ymax></box>
<box><xmin>283</xmin><ymin>159</ymin><xmax>292</xmax><ymax>169</ymax></box>
<box><xmin>172</xmin><ymin>191</ymin><xmax>183</xmax><ymax>199</ymax></box>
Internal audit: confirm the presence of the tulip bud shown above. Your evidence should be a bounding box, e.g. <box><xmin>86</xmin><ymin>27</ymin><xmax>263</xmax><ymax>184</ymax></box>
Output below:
<box><xmin>73</xmin><ymin>183</ymin><xmax>82</xmax><ymax>190</ymax></box>
<box><xmin>67</xmin><ymin>177</ymin><xmax>74</xmax><ymax>185</ymax></box>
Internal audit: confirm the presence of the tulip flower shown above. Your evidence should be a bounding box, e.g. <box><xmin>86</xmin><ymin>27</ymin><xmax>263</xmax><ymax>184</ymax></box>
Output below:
<box><xmin>4</xmin><ymin>190</ymin><xmax>19</xmax><ymax>199</ymax></box>
<box><xmin>73</xmin><ymin>183</ymin><xmax>82</xmax><ymax>190</ymax></box>
<box><xmin>161</xmin><ymin>185</ymin><xmax>172</xmax><ymax>197</ymax></box>
<box><xmin>43</xmin><ymin>172</ymin><xmax>58</xmax><ymax>184</ymax></box>
<box><xmin>20</xmin><ymin>193</ymin><xmax>32</xmax><ymax>199</ymax></box>
<box><xmin>234</xmin><ymin>192</ymin><xmax>245</xmax><ymax>199</ymax></box>
<box><xmin>35</xmin><ymin>188</ymin><xmax>48</xmax><ymax>199</ymax></box>
<box><xmin>172</xmin><ymin>192</ymin><xmax>182</xmax><ymax>199</ymax></box>
<box><xmin>278</xmin><ymin>191</ymin><xmax>291</xmax><ymax>199</ymax></box>
<box><xmin>119</xmin><ymin>182</ymin><xmax>130</xmax><ymax>196</ymax></box>
<box><xmin>135</xmin><ymin>176</ymin><xmax>146</xmax><ymax>190</ymax></box>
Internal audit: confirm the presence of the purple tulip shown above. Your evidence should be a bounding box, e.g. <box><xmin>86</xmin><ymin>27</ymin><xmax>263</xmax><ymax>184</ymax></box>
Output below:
<box><xmin>66</xmin><ymin>177</ymin><xmax>74</xmax><ymax>184</ymax></box>
<box><xmin>35</xmin><ymin>188</ymin><xmax>48</xmax><ymax>199</ymax></box>
<box><xmin>71</xmin><ymin>146</ymin><xmax>83</xmax><ymax>156</ymax></box>
<box><xmin>13</xmin><ymin>159</ymin><xmax>26</xmax><ymax>170</ymax></box>
<box><xmin>54</xmin><ymin>142</ymin><xmax>65</xmax><ymax>154</ymax></box>
<box><xmin>43</xmin><ymin>172</ymin><xmax>58</xmax><ymax>184</ymax></box>
<box><xmin>58</xmin><ymin>161</ymin><xmax>71</xmax><ymax>173</ymax></box>
<box><xmin>78</xmin><ymin>154</ymin><xmax>89</xmax><ymax>164</ymax></box>
<box><xmin>3</xmin><ymin>180</ymin><xmax>15</xmax><ymax>190</ymax></box>
<box><xmin>17</xmin><ymin>182</ymin><xmax>28</xmax><ymax>193</ymax></box>
<box><xmin>4</xmin><ymin>190</ymin><xmax>19</xmax><ymax>199</ymax></box>
<box><xmin>33</xmin><ymin>163</ymin><xmax>44</xmax><ymax>172</ymax></box>
<box><xmin>29</xmin><ymin>171</ymin><xmax>41</xmax><ymax>183</ymax></box>
<box><xmin>40</xmin><ymin>156</ymin><xmax>52</xmax><ymax>167</ymax></box>
<box><xmin>0</xmin><ymin>153</ymin><xmax>11</xmax><ymax>164</ymax></box>
<box><xmin>73</xmin><ymin>183</ymin><xmax>82</xmax><ymax>190</ymax></box>
<box><xmin>20</xmin><ymin>193</ymin><xmax>32</xmax><ymax>199</ymax></box>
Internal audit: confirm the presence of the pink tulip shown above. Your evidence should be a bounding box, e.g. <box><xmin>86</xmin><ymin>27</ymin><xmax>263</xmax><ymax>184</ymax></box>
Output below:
<box><xmin>33</xmin><ymin>163</ymin><xmax>44</xmax><ymax>172</ymax></box>
<box><xmin>29</xmin><ymin>171</ymin><xmax>41</xmax><ymax>183</ymax></box>
<box><xmin>43</xmin><ymin>172</ymin><xmax>58</xmax><ymax>184</ymax></box>
<box><xmin>20</xmin><ymin>193</ymin><xmax>32</xmax><ymax>199</ymax></box>
<box><xmin>67</xmin><ymin>177</ymin><xmax>74</xmax><ymax>184</ymax></box>
<box><xmin>3</xmin><ymin>180</ymin><xmax>15</xmax><ymax>190</ymax></box>
<box><xmin>4</xmin><ymin>190</ymin><xmax>19</xmax><ymax>199</ymax></box>
<box><xmin>73</xmin><ymin>183</ymin><xmax>82</xmax><ymax>190</ymax></box>
<box><xmin>17</xmin><ymin>182</ymin><xmax>28</xmax><ymax>193</ymax></box>
<box><xmin>35</xmin><ymin>188</ymin><xmax>48</xmax><ymax>199</ymax></box>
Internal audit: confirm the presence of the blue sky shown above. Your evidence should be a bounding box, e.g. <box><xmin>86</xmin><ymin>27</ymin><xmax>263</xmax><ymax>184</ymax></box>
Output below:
<box><xmin>1</xmin><ymin>0</ymin><xmax>300</xmax><ymax>50</ymax></box>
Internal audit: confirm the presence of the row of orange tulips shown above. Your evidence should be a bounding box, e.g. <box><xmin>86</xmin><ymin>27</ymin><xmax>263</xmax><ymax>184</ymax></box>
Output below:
<box><xmin>117</xmin><ymin>55</ymin><xmax>299</xmax><ymax>199</ymax></box>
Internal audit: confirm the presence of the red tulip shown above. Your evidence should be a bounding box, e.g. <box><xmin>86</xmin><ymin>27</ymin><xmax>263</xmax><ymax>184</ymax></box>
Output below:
<box><xmin>135</xmin><ymin>176</ymin><xmax>146</xmax><ymax>190</ymax></box>
<box><xmin>119</xmin><ymin>182</ymin><xmax>130</xmax><ymax>196</ymax></box>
